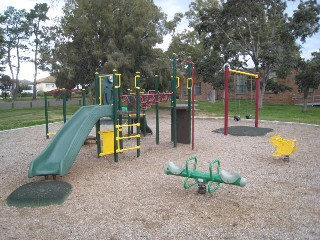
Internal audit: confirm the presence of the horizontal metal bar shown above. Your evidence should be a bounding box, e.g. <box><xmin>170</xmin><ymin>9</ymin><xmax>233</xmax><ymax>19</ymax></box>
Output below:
<box><xmin>117</xmin><ymin>145</ymin><xmax>141</xmax><ymax>153</ymax></box>
<box><xmin>229</xmin><ymin>69</ymin><xmax>259</xmax><ymax>78</ymax></box>
<box><xmin>116</xmin><ymin>123</ymin><xmax>140</xmax><ymax>128</ymax></box>
<box><xmin>116</xmin><ymin>134</ymin><xmax>140</xmax><ymax>140</ymax></box>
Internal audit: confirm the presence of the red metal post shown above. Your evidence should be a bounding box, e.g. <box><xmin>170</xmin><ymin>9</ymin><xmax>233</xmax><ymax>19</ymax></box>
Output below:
<box><xmin>224</xmin><ymin>65</ymin><xmax>229</xmax><ymax>135</ymax></box>
<box><xmin>192</xmin><ymin>64</ymin><xmax>195</xmax><ymax>150</ymax></box>
<box><xmin>255</xmin><ymin>76</ymin><xmax>260</xmax><ymax>128</ymax></box>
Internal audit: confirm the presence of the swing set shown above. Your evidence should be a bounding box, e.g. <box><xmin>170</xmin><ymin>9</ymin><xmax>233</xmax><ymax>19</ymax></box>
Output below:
<box><xmin>224</xmin><ymin>65</ymin><xmax>260</xmax><ymax>135</ymax></box>
<box><xmin>233</xmin><ymin>74</ymin><xmax>255</xmax><ymax>121</ymax></box>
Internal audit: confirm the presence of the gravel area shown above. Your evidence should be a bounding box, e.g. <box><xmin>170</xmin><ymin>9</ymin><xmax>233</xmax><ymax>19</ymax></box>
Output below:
<box><xmin>0</xmin><ymin>111</ymin><xmax>319</xmax><ymax>239</ymax></box>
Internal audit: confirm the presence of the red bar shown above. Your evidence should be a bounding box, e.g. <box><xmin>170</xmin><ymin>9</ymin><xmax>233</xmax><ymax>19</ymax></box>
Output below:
<box><xmin>192</xmin><ymin>65</ymin><xmax>195</xmax><ymax>150</ymax></box>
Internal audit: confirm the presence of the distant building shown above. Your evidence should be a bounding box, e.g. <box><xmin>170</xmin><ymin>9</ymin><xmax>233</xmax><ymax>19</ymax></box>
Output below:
<box><xmin>37</xmin><ymin>76</ymin><xmax>57</xmax><ymax>92</ymax></box>
<box><xmin>179</xmin><ymin>70</ymin><xmax>320</xmax><ymax>105</ymax></box>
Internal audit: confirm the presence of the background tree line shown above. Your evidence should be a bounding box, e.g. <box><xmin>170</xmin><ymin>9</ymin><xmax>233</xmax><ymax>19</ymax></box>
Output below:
<box><xmin>0</xmin><ymin>0</ymin><xmax>319</xmax><ymax>112</ymax></box>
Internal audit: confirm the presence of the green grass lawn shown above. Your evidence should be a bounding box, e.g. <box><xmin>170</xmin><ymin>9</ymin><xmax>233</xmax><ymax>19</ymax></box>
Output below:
<box><xmin>195</xmin><ymin>100</ymin><xmax>320</xmax><ymax>125</ymax></box>
<box><xmin>0</xmin><ymin>105</ymin><xmax>82</xmax><ymax>131</ymax></box>
<box><xmin>0</xmin><ymin>100</ymin><xmax>319</xmax><ymax>131</ymax></box>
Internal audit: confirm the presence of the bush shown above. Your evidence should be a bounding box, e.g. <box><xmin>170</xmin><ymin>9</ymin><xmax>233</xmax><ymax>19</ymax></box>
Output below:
<box><xmin>21</xmin><ymin>92</ymin><xmax>33</xmax><ymax>97</ymax></box>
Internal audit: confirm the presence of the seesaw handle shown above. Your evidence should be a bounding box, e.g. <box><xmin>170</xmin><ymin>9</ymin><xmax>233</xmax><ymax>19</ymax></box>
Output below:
<box><xmin>209</xmin><ymin>160</ymin><xmax>220</xmax><ymax>179</ymax></box>
<box><xmin>184</xmin><ymin>156</ymin><xmax>198</xmax><ymax>189</ymax></box>
<box><xmin>185</xmin><ymin>156</ymin><xmax>197</xmax><ymax>177</ymax></box>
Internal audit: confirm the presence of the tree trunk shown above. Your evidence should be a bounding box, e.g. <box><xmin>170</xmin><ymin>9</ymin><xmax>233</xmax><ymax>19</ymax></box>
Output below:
<box><xmin>33</xmin><ymin>41</ymin><xmax>38</xmax><ymax>100</ymax></box>
<box><xmin>302</xmin><ymin>89</ymin><xmax>308</xmax><ymax>113</ymax></box>
<box><xmin>258</xmin><ymin>81</ymin><xmax>266</xmax><ymax>109</ymax></box>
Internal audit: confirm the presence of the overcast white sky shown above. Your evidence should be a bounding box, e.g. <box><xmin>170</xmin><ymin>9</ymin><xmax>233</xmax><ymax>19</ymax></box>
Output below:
<box><xmin>0</xmin><ymin>0</ymin><xmax>319</xmax><ymax>81</ymax></box>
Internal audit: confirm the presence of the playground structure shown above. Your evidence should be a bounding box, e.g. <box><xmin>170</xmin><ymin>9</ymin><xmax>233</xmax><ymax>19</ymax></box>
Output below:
<box><xmin>224</xmin><ymin>65</ymin><xmax>260</xmax><ymax>135</ymax></box>
<box><xmin>269</xmin><ymin>135</ymin><xmax>297</xmax><ymax>161</ymax></box>
<box><xmin>28</xmin><ymin>71</ymin><xmax>135</xmax><ymax>178</ymax></box>
<box><xmin>28</xmin><ymin>55</ymin><xmax>195</xmax><ymax>178</ymax></box>
<box><xmin>164</xmin><ymin>156</ymin><xmax>247</xmax><ymax>194</ymax></box>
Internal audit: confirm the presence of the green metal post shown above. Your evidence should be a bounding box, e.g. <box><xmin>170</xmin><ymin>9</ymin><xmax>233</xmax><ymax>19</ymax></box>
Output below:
<box><xmin>119</xmin><ymin>84</ymin><xmax>123</xmax><ymax>150</ymax></box>
<box><xmin>82</xmin><ymin>89</ymin><xmax>86</xmax><ymax>106</ymax></box>
<box><xmin>155</xmin><ymin>75</ymin><xmax>159</xmax><ymax>144</ymax></box>
<box><xmin>113</xmin><ymin>70</ymin><xmax>119</xmax><ymax>162</ymax></box>
<box><xmin>172</xmin><ymin>54</ymin><xmax>177</xmax><ymax>147</ymax></box>
<box><xmin>44</xmin><ymin>92</ymin><xmax>49</xmax><ymax>139</ymax></box>
<box><xmin>187</xmin><ymin>62</ymin><xmax>192</xmax><ymax>144</ymax></box>
<box><xmin>95</xmin><ymin>73</ymin><xmax>101</xmax><ymax>157</ymax></box>
<box><xmin>135</xmin><ymin>72</ymin><xmax>141</xmax><ymax>157</ymax></box>
<box><xmin>62</xmin><ymin>90</ymin><xmax>67</xmax><ymax>123</ymax></box>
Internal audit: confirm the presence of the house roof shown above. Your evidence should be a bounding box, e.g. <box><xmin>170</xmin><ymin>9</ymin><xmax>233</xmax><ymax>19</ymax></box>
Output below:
<box><xmin>37</xmin><ymin>76</ymin><xmax>56</xmax><ymax>84</ymax></box>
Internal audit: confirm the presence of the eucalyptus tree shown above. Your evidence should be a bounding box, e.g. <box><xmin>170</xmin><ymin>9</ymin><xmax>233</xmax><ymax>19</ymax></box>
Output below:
<box><xmin>27</xmin><ymin>3</ymin><xmax>49</xmax><ymax>100</ymax></box>
<box><xmin>0</xmin><ymin>7</ymin><xmax>29</xmax><ymax>99</ymax></box>
<box><xmin>295</xmin><ymin>50</ymin><xmax>320</xmax><ymax>112</ymax></box>
<box><xmin>186</xmin><ymin>0</ymin><xmax>320</xmax><ymax>108</ymax></box>
<box><xmin>41</xmin><ymin>0</ymin><xmax>170</xmax><ymax>89</ymax></box>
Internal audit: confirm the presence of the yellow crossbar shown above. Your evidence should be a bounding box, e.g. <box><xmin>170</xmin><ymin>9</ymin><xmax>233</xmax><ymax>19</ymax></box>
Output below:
<box><xmin>229</xmin><ymin>69</ymin><xmax>259</xmax><ymax>78</ymax></box>
<box><xmin>116</xmin><ymin>123</ymin><xmax>140</xmax><ymax>128</ymax></box>
<box><xmin>116</xmin><ymin>134</ymin><xmax>140</xmax><ymax>140</ymax></box>
<box><xmin>117</xmin><ymin>145</ymin><xmax>140</xmax><ymax>153</ymax></box>
<box><xmin>129</xmin><ymin>113</ymin><xmax>146</xmax><ymax>117</ymax></box>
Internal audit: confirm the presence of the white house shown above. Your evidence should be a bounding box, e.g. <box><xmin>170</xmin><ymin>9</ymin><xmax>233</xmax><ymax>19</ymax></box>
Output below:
<box><xmin>37</xmin><ymin>76</ymin><xmax>57</xmax><ymax>92</ymax></box>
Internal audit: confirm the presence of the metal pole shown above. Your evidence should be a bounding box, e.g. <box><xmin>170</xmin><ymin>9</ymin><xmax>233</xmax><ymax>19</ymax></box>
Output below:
<box><xmin>82</xmin><ymin>89</ymin><xmax>86</xmax><ymax>106</ymax></box>
<box><xmin>155</xmin><ymin>75</ymin><xmax>159</xmax><ymax>144</ymax></box>
<box><xmin>62</xmin><ymin>90</ymin><xmax>67</xmax><ymax>123</ymax></box>
<box><xmin>172</xmin><ymin>54</ymin><xmax>177</xmax><ymax>147</ymax></box>
<box><xmin>191</xmin><ymin>64</ymin><xmax>195</xmax><ymax>150</ymax></box>
<box><xmin>187</xmin><ymin>62</ymin><xmax>192</xmax><ymax>145</ymax></box>
<box><xmin>255</xmin><ymin>76</ymin><xmax>260</xmax><ymax>128</ymax></box>
<box><xmin>44</xmin><ymin>92</ymin><xmax>49</xmax><ymax>139</ymax></box>
<box><xmin>224</xmin><ymin>65</ymin><xmax>229</xmax><ymax>135</ymax></box>
<box><xmin>135</xmin><ymin>72</ymin><xmax>141</xmax><ymax>157</ymax></box>
<box><xmin>113</xmin><ymin>70</ymin><xmax>119</xmax><ymax>162</ymax></box>
<box><xmin>94</xmin><ymin>73</ymin><xmax>101</xmax><ymax>157</ymax></box>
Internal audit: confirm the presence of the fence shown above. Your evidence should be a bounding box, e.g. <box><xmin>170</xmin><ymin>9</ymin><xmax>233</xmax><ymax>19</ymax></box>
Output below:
<box><xmin>0</xmin><ymin>99</ymin><xmax>82</xmax><ymax>109</ymax></box>
<box><xmin>292</xmin><ymin>95</ymin><xmax>320</xmax><ymax>106</ymax></box>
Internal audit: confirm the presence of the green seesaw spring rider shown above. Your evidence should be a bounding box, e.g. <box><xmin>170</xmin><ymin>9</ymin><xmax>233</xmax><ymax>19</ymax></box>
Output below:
<box><xmin>164</xmin><ymin>156</ymin><xmax>247</xmax><ymax>194</ymax></box>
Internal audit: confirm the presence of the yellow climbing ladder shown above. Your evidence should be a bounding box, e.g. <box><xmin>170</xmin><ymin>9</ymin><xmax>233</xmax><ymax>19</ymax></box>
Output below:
<box><xmin>115</xmin><ymin>122</ymin><xmax>141</xmax><ymax>153</ymax></box>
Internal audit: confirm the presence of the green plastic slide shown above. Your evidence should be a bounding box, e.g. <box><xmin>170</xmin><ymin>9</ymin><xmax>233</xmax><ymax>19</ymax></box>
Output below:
<box><xmin>28</xmin><ymin>105</ymin><xmax>113</xmax><ymax>178</ymax></box>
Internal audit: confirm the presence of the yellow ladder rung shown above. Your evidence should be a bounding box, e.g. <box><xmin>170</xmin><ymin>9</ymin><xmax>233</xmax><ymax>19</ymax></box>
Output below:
<box><xmin>116</xmin><ymin>123</ymin><xmax>140</xmax><ymax>128</ymax></box>
<box><xmin>116</xmin><ymin>134</ymin><xmax>140</xmax><ymax>140</ymax></box>
<box><xmin>129</xmin><ymin>113</ymin><xmax>145</xmax><ymax>117</ymax></box>
<box><xmin>116</xmin><ymin>145</ymin><xmax>140</xmax><ymax>153</ymax></box>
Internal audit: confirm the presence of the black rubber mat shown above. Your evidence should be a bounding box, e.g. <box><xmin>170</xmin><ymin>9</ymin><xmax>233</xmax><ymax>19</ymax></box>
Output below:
<box><xmin>213</xmin><ymin>126</ymin><xmax>273</xmax><ymax>136</ymax></box>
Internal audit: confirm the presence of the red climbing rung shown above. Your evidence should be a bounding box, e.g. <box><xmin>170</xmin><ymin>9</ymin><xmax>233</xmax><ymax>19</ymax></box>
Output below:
<box><xmin>121</xmin><ymin>92</ymin><xmax>172</xmax><ymax>109</ymax></box>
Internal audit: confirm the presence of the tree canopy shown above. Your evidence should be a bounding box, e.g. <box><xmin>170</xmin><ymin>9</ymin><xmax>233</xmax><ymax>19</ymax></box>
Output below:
<box><xmin>295</xmin><ymin>50</ymin><xmax>320</xmax><ymax>112</ymax></box>
<box><xmin>171</xmin><ymin>0</ymin><xmax>320</xmax><ymax>107</ymax></box>
<box><xmin>26</xmin><ymin>3</ymin><xmax>49</xmax><ymax>99</ymax></box>
<box><xmin>0</xmin><ymin>7</ymin><xmax>29</xmax><ymax>99</ymax></box>
<box><xmin>40</xmin><ymin>0</ymin><xmax>172</xmax><ymax>90</ymax></box>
